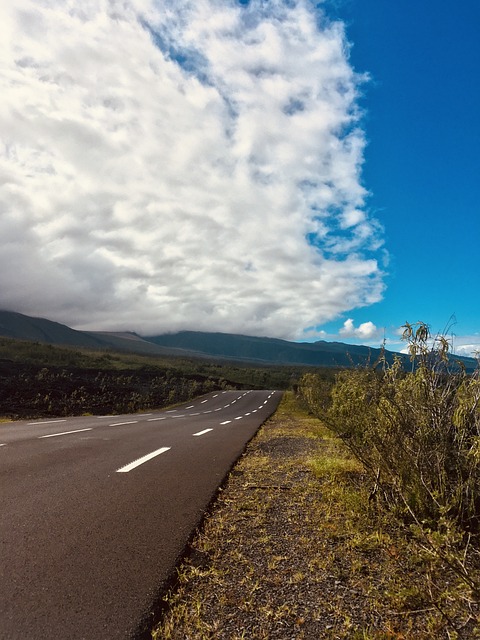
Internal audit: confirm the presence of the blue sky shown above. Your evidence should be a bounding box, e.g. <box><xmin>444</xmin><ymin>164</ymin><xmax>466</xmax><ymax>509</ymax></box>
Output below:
<box><xmin>319</xmin><ymin>0</ymin><xmax>480</xmax><ymax>353</ymax></box>
<box><xmin>0</xmin><ymin>0</ymin><xmax>478</xmax><ymax>355</ymax></box>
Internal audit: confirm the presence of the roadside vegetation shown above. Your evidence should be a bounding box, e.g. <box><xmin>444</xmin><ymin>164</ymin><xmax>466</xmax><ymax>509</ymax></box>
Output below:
<box><xmin>300</xmin><ymin>322</ymin><xmax>480</xmax><ymax>636</ymax></box>
<box><xmin>152</xmin><ymin>323</ymin><xmax>480</xmax><ymax>639</ymax></box>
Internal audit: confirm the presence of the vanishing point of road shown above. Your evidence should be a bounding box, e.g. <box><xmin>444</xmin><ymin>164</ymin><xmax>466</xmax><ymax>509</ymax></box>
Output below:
<box><xmin>0</xmin><ymin>389</ymin><xmax>282</xmax><ymax>639</ymax></box>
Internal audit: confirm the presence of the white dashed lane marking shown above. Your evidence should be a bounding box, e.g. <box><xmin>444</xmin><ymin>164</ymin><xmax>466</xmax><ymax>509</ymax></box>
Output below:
<box><xmin>193</xmin><ymin>429</ymin><xmax>213</xmax><ymax>437</ymax></box>
<box><xmin>116</xmin><ymin>447</ymin><xmax>171</xmax><ymax>473</ymax></box>
<box><xmin>39</xmin><ymin>428</ymin><xmax>92</xmax><ymax>439</ymax></box>
<box><xmin>15</xmin><ymin>391</ymin><xmax>274</xmax><ymax>462</ymax></box>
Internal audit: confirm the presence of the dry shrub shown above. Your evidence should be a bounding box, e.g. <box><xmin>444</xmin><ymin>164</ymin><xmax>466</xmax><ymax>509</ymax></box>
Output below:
<box><xmin>300</xmin><ymin>323</ymin><xmax>480</xmax><ymax>590</ymax></box>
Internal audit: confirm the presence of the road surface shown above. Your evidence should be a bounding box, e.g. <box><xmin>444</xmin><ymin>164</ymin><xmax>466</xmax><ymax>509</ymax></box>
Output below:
<box><xmin>0</xmin><ymin>389</ymin><xmax>282</xmax><ymax>639</ymax></box>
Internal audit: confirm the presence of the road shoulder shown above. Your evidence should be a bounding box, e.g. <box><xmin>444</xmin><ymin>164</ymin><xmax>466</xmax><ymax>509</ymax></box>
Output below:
<box><xmin>152</xmin><ymin>392</ymin><xmax>478</xmax><ymax>639</ymax></box>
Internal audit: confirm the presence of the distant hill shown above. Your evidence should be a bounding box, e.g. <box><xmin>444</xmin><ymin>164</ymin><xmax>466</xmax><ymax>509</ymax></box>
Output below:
<box><xmin>0</xmin><ymin>309</ymin><xmax>477</xmax><ymax>372</ymax></box>
<box><xmin>144</xmin><ymin>330</ymin><xmax>388</xmax><ymax>368</ymax></box>
<box><xmin>0</xmin><ymin>310</ymin><xmax>107</xmax><ymax>349</ymax></box>
<box><xmin>85</xmin><ymin>331</ymin><xmax>188</xmax><ymax>357</ymax></box>
<box><xmin>0</xmin><ymin>310</ymin><xmax>176</xmax><ymax>356</ymax></box>
<box><xmin>144</xmin><ymin>331</ymin><xmax>478</xmax><ymax>372</ymax></box>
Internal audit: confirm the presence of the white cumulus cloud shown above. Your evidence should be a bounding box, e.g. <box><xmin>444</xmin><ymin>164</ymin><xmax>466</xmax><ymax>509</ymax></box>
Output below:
<box><xmin>453</xmin><ymin>340</ymin><xmax>480</xmax><ymax>358</ymax></box>
<box><xmin>339</xmin><ymin>318</ymin><xmax>380</xmax><ymax>340</ymax></box>
<box><xmin>0</xmin><ymin>0</ymin><xmax>385</xmax><ymax>338</ymax></box>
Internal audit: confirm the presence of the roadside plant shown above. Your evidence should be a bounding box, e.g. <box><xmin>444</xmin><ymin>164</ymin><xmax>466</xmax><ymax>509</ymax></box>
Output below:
<box><xmin>300</xmin><ymin>322</ymin><xmax>480</xmax><ymax>551</ymax></box>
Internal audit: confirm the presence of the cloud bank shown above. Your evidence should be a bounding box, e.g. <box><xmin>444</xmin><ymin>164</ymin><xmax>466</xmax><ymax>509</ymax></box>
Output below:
<box><xmin>0</xmin><ymin>0</ymin><xmax>385</xmax><ymax>338</ymax></box>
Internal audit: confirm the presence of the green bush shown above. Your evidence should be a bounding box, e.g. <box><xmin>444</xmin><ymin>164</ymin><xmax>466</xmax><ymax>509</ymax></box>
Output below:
<box><xmin>301</xmin><ymin>323</ymin><xmax>480</xmax><ymax>537</ymax></box>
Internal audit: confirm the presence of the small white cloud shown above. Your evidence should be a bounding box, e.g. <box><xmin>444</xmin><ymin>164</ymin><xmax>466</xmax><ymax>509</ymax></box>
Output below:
<box><xmin>339</xmin><ymin>318</ymin><xmax>380</xmax><ymax>340</ymax></box>
<box><xmin>340</xmin><ymin>209</ymin><xmax>365</xmax><ymax>229</ymax></box>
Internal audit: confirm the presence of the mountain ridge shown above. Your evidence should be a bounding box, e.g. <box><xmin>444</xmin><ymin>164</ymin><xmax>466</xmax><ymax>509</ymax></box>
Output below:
<box><xmin>144</xmin><ymin>330</ymin><xmax>389</xmax><ymax>368</ymax></box>
<box><xmin>0</xmin><ymin>309</ymin><xmax>477</xmax><ymax>371</ymax></box>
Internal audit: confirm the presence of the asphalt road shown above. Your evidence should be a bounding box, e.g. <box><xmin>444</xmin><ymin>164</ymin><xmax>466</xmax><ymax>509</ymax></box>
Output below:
<box><xmin>0</xmin><ymin>389</ymin><xmax>282</xmax><ymax>639</ymax></box>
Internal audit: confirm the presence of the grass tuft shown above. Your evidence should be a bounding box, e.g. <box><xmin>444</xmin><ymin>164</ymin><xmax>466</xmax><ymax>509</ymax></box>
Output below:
<box><xmin>310</xmin><ymin>452</ymin><xmax>363</xmax><ymax>481</ymax></box>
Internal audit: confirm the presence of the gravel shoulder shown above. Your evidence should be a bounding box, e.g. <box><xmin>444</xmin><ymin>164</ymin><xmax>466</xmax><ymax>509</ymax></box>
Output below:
<box><xmin>152</xmin><ymin>393</ymin><xmax>480</xmax><ymax>639</ymax></box>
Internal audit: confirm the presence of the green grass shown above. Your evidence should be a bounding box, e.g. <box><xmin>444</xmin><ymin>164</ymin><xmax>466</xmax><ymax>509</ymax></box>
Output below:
<box><xmin>310</xmin><ymin>454</ymin><xmax>363</xmax><ymax>480</ymax></box>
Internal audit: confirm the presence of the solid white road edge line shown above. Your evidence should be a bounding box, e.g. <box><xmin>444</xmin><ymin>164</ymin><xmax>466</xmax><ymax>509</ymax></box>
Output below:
<box><xmin>193</xmin><ymin>429</ymin><xmax>213</xmax><ymax>436</ymax></box>
<box><xmin>39</xmin><ymin>428</ymin><xmax>92</xmax><ymax>439</ymax></box>
<box><xmin>116</xmin><ymin>447</ymin><xmax>171</xmax><ymax>473</ymax></box>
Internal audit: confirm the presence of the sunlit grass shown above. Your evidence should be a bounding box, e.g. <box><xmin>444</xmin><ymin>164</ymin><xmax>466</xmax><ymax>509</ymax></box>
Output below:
<box><xmin>310</xmin><ymin>451</ymin><xmax>363</xmax><ymax>480</ymax></box>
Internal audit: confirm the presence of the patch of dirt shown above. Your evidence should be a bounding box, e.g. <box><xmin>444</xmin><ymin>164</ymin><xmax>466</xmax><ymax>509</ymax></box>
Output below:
<box><xmin>255</xmin><ymin>435</ymin><xmax>318</xmax><ymax>458</ymax></box>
